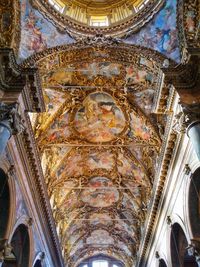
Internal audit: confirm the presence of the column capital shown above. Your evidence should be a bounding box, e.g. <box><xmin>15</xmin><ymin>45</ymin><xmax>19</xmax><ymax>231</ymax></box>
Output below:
<box><xmin>0</xmin><ymin>239</ymin><xmax>13</xmax><ymax>262</ymax></box>
<box><xmin>0</xmin><ymin>48</ymin><xmax>45</xmax><ymax>112</ymax></box>
<box><xmin>182</xmin><ymin>103</ymin><xmax>200</xmax><ymax>129</ymax></box>
<box><xmin>0</xmin><ymin>102</ymin><xmax>24</xmax><ymax>135</ymax></box>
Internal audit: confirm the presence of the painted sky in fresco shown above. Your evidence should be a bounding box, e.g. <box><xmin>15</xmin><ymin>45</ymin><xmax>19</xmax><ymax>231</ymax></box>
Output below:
<box><xmin>123</xmin><ymin>0</ymin><xmax>180</xmax><ymax>62</ymax></box>
<box><xmin>19</xmin><ymin>0</ymin><xmax>75</xmax><ymax>60</ymax></box>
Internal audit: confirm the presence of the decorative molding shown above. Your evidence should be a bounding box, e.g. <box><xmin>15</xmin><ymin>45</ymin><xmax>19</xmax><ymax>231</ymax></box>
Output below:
<box><xmin>13</xmin><ymin>112</ymin><xmax>65</xmax><ymax>267</ymax></box>
<box><xmin>137</xmin><ymin>110</ymin><xmax>180</xmax><ymax>266</ymax></box>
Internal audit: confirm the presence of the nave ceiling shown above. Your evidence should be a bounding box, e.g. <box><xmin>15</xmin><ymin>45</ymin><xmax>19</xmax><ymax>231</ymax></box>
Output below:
<box><xmin>2</xmin><ymin>0</ymin><xmax>199</xmax><ymax>265</ymax></box>
<box><xmin>27</xmin><ymin>40</ymin><xmax>175</xmax><ymax>267</ymax></box>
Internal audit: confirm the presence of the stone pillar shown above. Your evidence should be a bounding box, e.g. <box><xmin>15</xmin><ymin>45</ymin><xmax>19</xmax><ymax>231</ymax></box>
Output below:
<box><xmin>187</xmin><ymin>121</ymin><xmax>200</xmax><ymax>160</ymax></box>
<box><xmin>182</xmin><ymin>104</ymin><xmax>200</xmax><ymax>161</ymax></box>
<box><xmin>0</xmin><ymin>102</ymin><xmax>24</xmax><ymax>155</ymax></box>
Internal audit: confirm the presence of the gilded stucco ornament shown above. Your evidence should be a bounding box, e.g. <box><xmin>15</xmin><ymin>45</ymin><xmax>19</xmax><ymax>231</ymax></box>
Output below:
<box><xmin>0</xmin><ymin>0</ymin><xmax>20</xmax><ymax>54</ymax></box>
<box><xmin>26</xmin><ymin>39</ymin><xmax>178</xmax><ymax>267</ymax></box>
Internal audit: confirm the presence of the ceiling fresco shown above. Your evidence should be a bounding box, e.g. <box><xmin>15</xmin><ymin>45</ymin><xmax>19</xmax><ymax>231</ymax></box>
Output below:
<box><xmin>19</xmin><ymin>0</ymin><xmax>75</xmax><ymax>60</ymax></box>
<box><xmin>18</xmin><ymin>0</ymin><xmax>180</xmax><ymax>63</ymax></box>
<box><xmin>123</xmin><ymin>0</ymin><xmax>180</xmax><ymax>62</ymax></box>
<box><xmin>29</xmin><ymin>42</ymin><xmax>171</xmax><ymax>267</ymax></box>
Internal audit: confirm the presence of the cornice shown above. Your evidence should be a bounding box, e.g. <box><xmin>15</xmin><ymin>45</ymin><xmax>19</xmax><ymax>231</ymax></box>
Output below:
<box><xmin>13</xmin><ymin>112</ymin><xmax>64</xmax><ymax>267</ymax></box>
<box><xmin>137</xmin><ymin>95</ymin><xmax>180</xmax><ymax>266</ymax></box>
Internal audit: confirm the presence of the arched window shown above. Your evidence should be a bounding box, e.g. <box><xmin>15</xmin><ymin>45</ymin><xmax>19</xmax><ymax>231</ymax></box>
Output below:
<box><xmin>0</xmin><ymin>169</ymin><xmax>10</xmax><ymax>239</ymax></box>
<box><xmin>79</xmin><ymin>255</ymin><xmax>123</xmax><ymax>267</ymax></box>
<box><xmin>170</xmin><ymin>223</ymin><xmax>197</xmax><ymax>267</ymax></box>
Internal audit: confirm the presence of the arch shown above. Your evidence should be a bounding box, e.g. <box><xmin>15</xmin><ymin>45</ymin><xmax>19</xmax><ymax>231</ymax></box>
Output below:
<box><xmin>188</xmin><ymin>167</ymin><xmax>200</xmax><ymax>238</ymax></box>
<box><xmin>3</xmin><ymin>224</ymin><xmax>30</xmax><ymax>267</ymax></box>
<box><xmin>0</xmin><ymin>159</ymin><xmax>17</xmax><ymax>240</ymax></box>
<box><xmin>170</xmin><ymin>223</ymin><xmax>197</xmax><ymax>267</ymax></box>
<box><xmin>159</xmin><ymin>259</ymin><xmax>167</xmax><ymax>267</ymax></box>
<box><xmin>0</xmin><ymin>169</ymin><xmax>10</xmax><ymax>239</ymax></box>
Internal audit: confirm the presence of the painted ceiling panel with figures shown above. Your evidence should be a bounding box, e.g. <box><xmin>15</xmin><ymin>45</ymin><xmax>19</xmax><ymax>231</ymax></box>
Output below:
<box><xmin>30</xmin><ymin>43</ymin><xmax>169</xmax><ymax>267</ymax></box>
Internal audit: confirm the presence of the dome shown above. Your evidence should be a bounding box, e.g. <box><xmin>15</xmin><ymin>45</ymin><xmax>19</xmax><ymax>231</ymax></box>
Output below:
<box><xmin>35</xmin><ymin>0</ymin><xmax>162</xmax><ymax>36</ymax></box>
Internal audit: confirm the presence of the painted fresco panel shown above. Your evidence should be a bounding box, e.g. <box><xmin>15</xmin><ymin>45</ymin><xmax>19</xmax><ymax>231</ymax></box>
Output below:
<box><xmin>124</xmin><ymin>0</ymin><xmax>180</xmax><ymax>62</ymax></box>
<box><xmin>133</xmin><ymin>89</ymin><xmax>155</xmax><ymax>115</ymax></box>
<box><xmin>125</xmin><ymin>66</ymin><xmax>154</xmax><ymax>85</ymax></box>
<box><xmin>89</xmin><ymin>213</ymin><xmax>113</xmax><ymax>226</ymax></box>
<box><xmin>117</xmin><ymin>153</ymin><xmax>148</xmax><ymax>186</ymax></box>
<box><xmin>46</xmin><ymin>110</ymin><xmax>71</xmax><ymax>142</ymax></box>
<box><xmin>81</xmin><ymin>177</ymin><xmax>119</xmax><ymax>207</ymax></box>
<box><xmin>79</xmin><ymin>62</ymin><xmax>121</xmax><ymax>79</ymax></box>
<box><xmin>74</xmin><ymin>92</ymin><xmax>126</xmax><ymax>142</ymax></box>
<box><xmin>86</xmin><ymin>229</ymin><xmax>114</xmax><ymax>246</ymax></box>
<box><xmin>44</xmin><ymin>89</ymin><xmax>67</xmax><ymax>115</ymax></box>
<box><xmin>128</xmin><ymin>111</ymin><xmax>153</xmax><ymax>141</ymax></box>
<box><xmin>56</xmin><ymin>150</ymin><xmax>115</xmax><ymax>178</ymax></box>
<box><xmin>19</xmin><ymin>0</ymin><xmax>74</xmax><ymax>59</ymax></box>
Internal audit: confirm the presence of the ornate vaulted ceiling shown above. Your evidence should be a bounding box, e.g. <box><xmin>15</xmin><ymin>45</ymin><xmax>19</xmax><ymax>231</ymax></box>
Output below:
<box><xmin>28</xmin><ymin>39</ymin><xmax>173</xmax><ymax>267</ymax></box>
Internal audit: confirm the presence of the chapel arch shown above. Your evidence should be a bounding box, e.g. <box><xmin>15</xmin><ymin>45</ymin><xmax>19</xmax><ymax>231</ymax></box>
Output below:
<box><xmin>0</xmin><ymin>168</ymin><xmax>10</xmax><ymax>239</ymax></box>
<box><xmin>2</xmin><ymin>224</ymin><xmax>30</xmax><ymax>267</ymax></box>
<box><xmin>170</xmin><ymin>223</ymin><xmax>197</xmax><ymax>267</ymax></box>
<box><xmin>188</xmin><ymin>167</ymin><xmax>200</xmax><ymax>238</ymax></box>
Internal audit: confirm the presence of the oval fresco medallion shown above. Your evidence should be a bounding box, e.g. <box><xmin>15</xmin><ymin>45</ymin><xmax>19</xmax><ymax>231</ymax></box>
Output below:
<box><xmin>74</xmin><ymin>92</ymin><xmax>126</xmax><ymax>142</ymax></box>
<box><xmin>81</xmin><ymin>177</ymin><xmax>119</xmax><ymax>208</ymax></box>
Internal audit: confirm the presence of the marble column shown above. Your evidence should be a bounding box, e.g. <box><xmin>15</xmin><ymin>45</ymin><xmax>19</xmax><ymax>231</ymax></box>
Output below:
<box><xmin>0</xmin><ymin>102</ymin><xmax>24</xmax><ymax>155</ymax></box>
<box><xmin>181</xmin><ymin>104</ymin><xmax>200</xmax><ymax>161</ymax></box>
<box><xmin>187</xmin><ymin>121</ymin><xmax>200</xmax><ymax>160</ymax></box>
